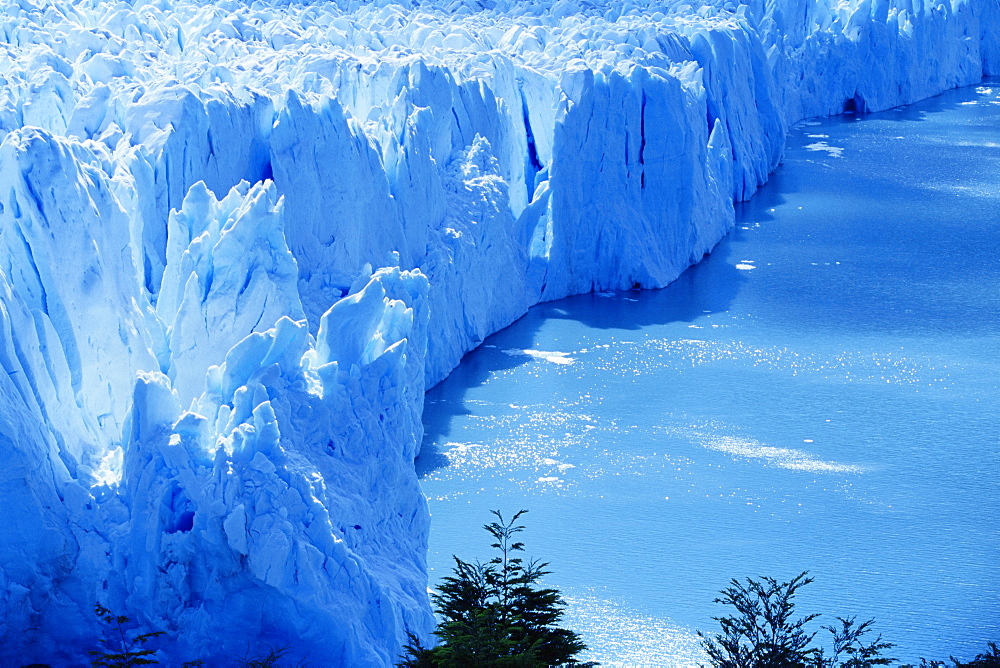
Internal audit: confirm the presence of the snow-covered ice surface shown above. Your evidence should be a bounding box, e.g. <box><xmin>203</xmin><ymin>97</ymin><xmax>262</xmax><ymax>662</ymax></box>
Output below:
<box><xmin>0</xmin><ymin>0</ymin><xmax>995</xmax><ymax>662</ymax></box>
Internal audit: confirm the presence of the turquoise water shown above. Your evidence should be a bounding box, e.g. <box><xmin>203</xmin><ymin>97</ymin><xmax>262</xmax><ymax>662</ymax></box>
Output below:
<box><xmin>418</xmin><ymin>81</ymin><xmax>1000</xmax><ymax>665</ymax></box>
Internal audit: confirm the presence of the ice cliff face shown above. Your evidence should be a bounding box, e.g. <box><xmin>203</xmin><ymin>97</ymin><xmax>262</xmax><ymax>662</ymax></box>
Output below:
<box><xmin>0</xmin><ymin>0</ymin><xmax>994</xmax><ymax>663</ymax></box>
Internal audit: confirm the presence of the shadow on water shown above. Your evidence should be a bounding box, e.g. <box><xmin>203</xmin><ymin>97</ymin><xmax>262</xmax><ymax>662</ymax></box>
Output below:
<box><xmin>736</xmin><ymin>161</ymin><xmax>792</xmax><ymax>222</ymax></box>
<box><xmin>417</xmin><ymin>185</ymin><xmax>793</xmax><ymax>475</ymax></box>
<box><xmin>793</xmin><ymin>76</ymin><xmax>1000</xmax><ymax>130</ymax></box>
<box><xmin>885</xmin><ymin>77</ymin><xmax>1000</xmax><ymax>120</ymax></box>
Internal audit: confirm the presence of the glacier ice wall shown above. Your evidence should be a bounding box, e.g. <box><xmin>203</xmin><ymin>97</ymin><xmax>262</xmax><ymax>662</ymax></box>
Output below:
<box><xmin>0</xmin><ymin>0</ymin><xmax>994</xmax><ymax>662</ymax></box>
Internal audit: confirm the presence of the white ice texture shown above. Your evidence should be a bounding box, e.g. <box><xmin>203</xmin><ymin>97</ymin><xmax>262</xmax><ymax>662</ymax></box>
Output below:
<box><xmin>0</xmin><ymin>0</ymin><xmax>994</xmax><ymax>663</ymax></box>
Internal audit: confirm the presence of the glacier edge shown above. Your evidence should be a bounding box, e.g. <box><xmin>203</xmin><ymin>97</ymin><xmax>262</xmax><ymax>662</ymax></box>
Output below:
<box><xmin>0</xmin><ymin>0</ymin><xmax>996</xmax><ymax>663</ymax></box>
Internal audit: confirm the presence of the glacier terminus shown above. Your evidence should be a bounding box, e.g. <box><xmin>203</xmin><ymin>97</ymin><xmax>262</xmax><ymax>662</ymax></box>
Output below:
<box><xmin>0</xmin><ymin>0</ymin><xmax>996</xmax><ymax>663</ymax></box>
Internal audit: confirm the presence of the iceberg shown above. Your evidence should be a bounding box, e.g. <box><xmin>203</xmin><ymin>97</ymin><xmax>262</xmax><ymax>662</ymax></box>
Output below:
<box><xmin>0</xmin><ymin>0</ymin><xmax>994</xmax><ymax>662</ymax></box>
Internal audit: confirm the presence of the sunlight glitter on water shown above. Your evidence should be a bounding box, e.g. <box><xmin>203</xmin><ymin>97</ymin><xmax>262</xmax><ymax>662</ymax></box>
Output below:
<box><xmin>561</xmin><ymin>594</ymin><xmax>707</xmax><ymax>666</ymax></box>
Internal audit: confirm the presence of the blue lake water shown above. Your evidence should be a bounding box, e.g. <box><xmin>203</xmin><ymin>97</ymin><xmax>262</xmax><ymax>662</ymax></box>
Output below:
<box><xmin>418</xmin><ymin>81</ymin><xmax>1000</xmax><ymax>665</ymax></box>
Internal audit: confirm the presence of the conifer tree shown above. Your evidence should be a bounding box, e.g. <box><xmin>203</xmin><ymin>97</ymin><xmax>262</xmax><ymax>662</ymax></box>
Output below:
<box><xmin>89</xmin><ymin>604</ymin><xmax>165</xmax><ymax>667</ymax></box>
<box><xmin>698</xmin><ymin>572</ymin><xmax>895</xmax><ymax>668</ymax></box>
<box><xmin>399</xmin><ymin>510</ymin><xmax>595</xmax><ymax>667</ymax></box>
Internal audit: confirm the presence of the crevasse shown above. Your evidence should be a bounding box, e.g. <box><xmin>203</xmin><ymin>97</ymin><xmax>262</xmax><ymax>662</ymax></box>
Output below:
<box><xmin>0</xmin><ymin>0</ymin><xmax>995</xmax><ymax>663</ymax></box>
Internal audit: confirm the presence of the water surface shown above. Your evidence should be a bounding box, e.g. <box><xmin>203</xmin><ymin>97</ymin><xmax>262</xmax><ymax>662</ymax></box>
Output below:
<box><xmin>418</xmin><ymin>81</ymin><xmax>1000</xmax><ymax>665</ymax></box>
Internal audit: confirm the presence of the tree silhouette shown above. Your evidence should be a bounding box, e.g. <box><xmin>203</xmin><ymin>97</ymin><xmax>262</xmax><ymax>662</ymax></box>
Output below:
<box><xmin>399</xmin><ymin>510</ymin><xmax>595</xmax><ymax>667</ymax></box>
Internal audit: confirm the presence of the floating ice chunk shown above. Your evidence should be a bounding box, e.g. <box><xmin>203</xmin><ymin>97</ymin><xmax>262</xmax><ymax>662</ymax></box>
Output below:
<box><xmin>503</xmin><ymin>348</ymin><xmax>576</xmax><ymax>365</ymax></box>
<box><xmin>804</xmin><ymin>141</ymin><xmax>845</xmax><ymax>157</ymax></box>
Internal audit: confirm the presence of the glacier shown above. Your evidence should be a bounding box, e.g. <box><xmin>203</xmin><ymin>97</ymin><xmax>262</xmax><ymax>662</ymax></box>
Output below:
<box><xmin>0</xmin><ymin>0</ymin><xmax>995</xmax><ymax>663</ymax></box>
